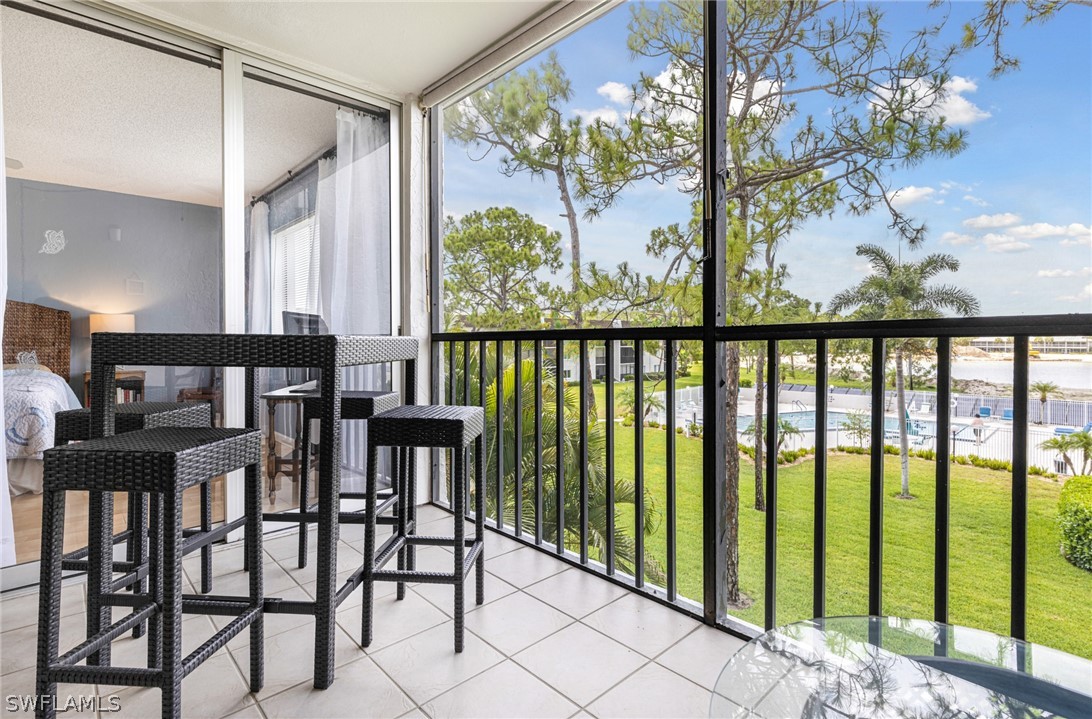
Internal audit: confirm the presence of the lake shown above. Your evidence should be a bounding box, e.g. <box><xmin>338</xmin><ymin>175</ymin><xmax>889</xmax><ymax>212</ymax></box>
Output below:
<box><xmin>951</xmin><ymin>360</ymin><xmax>1092</xmax><ymax>390</ymax></box>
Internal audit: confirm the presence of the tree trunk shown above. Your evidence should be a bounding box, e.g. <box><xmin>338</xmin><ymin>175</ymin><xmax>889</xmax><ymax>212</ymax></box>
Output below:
<box><xmin>895</xmin><ymin>344</ymin><xmax>911</xmax><ymax>497</ymax></box>
<box><xmin>555</xmin><ymin>166</ymin><xmax>597</xmax><ymax>416</ymax></box>
<box><xmin>753</xmin><ymin>345</ymin><xmax>766</xmax><ymax>512</ymax></box>
<box><xmin>724</xmin><ymin>343</ymin><xmax>741</xmax><ymax>606</ymax></box>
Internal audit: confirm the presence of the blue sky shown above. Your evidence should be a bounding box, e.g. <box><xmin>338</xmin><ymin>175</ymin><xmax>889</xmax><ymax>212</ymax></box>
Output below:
<box><xmin>442</xmin><ymin>1</ymin><xmax>1092</xmax><ymax>319</ymax></box>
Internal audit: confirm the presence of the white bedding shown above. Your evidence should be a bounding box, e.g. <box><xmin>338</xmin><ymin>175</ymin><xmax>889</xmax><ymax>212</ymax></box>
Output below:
<box><xmin>4</xmin><ymin>368</ymin><xmax>81</xmax><ymax>461</ymax></box>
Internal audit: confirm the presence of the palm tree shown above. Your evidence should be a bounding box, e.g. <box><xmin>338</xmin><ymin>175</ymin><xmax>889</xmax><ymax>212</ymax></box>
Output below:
<box><xmin>470</xmin><ymin>357</ymin><xmax>664</xmax><ymax>583</ymax></box>
<box><xmin>1040</xmin><ymin>433</ymin><xmax>1081</xmax><ymax>476</ymax></box>
<box><xmin>1029</xmin><ymin>381</ymin><xmax>1059</xmax><ymax>425</ymax></box>
<box><xmin>829</xmin><ymin>244</ymin><xmax>979</xmax><ymax>498</ymax></box>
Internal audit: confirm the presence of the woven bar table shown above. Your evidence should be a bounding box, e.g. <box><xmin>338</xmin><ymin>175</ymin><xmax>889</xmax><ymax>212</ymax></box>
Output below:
<box><xmin>85</xmin><ymin>332</ymin><xmax>419</xmax><ymax>691</ymax></box>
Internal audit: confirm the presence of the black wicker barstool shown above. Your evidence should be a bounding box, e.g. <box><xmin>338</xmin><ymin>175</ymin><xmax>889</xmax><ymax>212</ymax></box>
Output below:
<box><xmin>54</xmin><ymin>402</ymin><xmax>217</xmax><ymax>602</ymax></box>
<box><xmin>361</xmin><ymin>404</ymin><xmax>485</xmax><ymax>653</ymax></box>
<box><xmin>35</xmin><ymin>427</ymin><xmax>264</xmax><ymax>719</ymax></box>
<box><xmin>294</xmin><ymin>389</ymin><xmax>400</xmax><ymax>568</ymax></box>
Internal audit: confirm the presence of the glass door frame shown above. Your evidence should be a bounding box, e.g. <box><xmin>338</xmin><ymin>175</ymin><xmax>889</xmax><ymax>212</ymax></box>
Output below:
<box><xmin>0</xmin><ymin>10</ymin><xmax>405</xmax><ymax>587</ymax></box>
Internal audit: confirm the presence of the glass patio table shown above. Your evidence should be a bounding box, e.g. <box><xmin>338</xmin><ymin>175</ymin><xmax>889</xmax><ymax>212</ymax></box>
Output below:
<box><xmin>87</xmin><ymin>332</ymin><xmax>419</xmax><ymax>690</ymax></box>
<box><xmin>711</xmin><ymin>616</ymin><xmax>1092</xmax><ymax>718</ymax></box>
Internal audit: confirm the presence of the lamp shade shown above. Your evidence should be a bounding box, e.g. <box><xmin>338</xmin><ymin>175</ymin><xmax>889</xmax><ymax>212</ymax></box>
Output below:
<box><xmin>89</xmin><ymin>313</ymin><xmax>135</xmax><ymax>334</ymax></box>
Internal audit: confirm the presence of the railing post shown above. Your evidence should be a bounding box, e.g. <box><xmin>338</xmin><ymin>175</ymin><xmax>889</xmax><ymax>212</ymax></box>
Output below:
<box><xmin>534</xmin><ymin>340</ymin><xmax>543</xmax><ymax>545</ymax></box>
<box><xmin>634</xmin><ymin>340</ymin><xmax>645</xmax><ymax>587</ymax></box>
<box><xmin>666</xmin><ymin>341</ymin><xmax>677</xmax><ymax>601</ymax></box>
<box><xmin>1012</xmin><ymin>335</ymin><xmax>1029</xmax><ymax>640</ymax></box>
<box><xmin>869</xmin><ymin>338</ymin><xmax>885</xmax><ymax>616</ymax></box>
<box><xmin>701</xmin><ymin>0</ymin><xmax>728</xmax><ymax>626</ymax></box>
<box><xmin>765</xmin><ymin>340</ymin><xmax>779</xmax><ymax>629</ymax></box>
<box><xmin>605</xmin><ymin>340</ymin><xmax>616</xmax><ymax>574</ymax></box>
<box><xmin>813</xmin><ymin>338</ymin><xmax>827</xmax><ymax>619</ymax></box>
<box><xmin>579</xmin><ymin>340</ymin><xmax>589</xmax><ymax>564</ymax></box>
<box><xmin>555</xmin><ymin>339</ymin><xmax>565</xmax><ymax>555</ymax></box>
<box><xmin>935</xmin><ymin>337</ymin><xmax>951</xmax><ymax>624</ymax></box>
<box><xmin>496</xmin><ymin>341</ymin><xmax>504</xmax><ymax>529</ymax></box>
<box><xmin>514</xmin><ymin>341</ymin><xmax>523</xmax><ymax>537</ymax></box>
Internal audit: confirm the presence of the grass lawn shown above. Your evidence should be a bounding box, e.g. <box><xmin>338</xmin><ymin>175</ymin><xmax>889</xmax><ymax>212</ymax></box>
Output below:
<box><xmin>602</xmin><ymin>426</ymin><xmax>1092</xmax><ymax>658</ymax></box>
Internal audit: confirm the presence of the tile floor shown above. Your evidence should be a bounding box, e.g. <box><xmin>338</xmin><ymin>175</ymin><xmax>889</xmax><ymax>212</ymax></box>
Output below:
<box><xmin>0</xmin><ymin>504</ymin><xmax>746</xmax><ymax>718</ymax></box>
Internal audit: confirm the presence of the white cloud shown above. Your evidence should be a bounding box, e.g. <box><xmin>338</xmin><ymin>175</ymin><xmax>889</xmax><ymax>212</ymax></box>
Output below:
<box><xmin>963</xmin><ymin>194</ymin><xmax>990</xmax><ymax>207</ymax></box>
<box><xmin>871</xmin><ymin>75</ymin><xmax>990</xmax><ymax>127</ymax></box>
<box><xmin>890</xmin><ymin>185</ymin><xmax>935</xmax><ymax>208</ymax></box>
<box><xmin>597</xmin><ymin>81</ymin><xmax>631</xmax><ymax>105</ymax></box>
<box><xmin>934</xmin><ymin>199</ymin><xmax>946</xmax><ymax>205</ymax></box>
<box><xmin>940</xmin><ymin>180</ymin><xmax>974</xmax><ymax>193</ymax></box>
<box><xmin>940</xmin><ymin>231</ymin><xmax>976</xmax><ymax>246</ymax></box>
<box><xmin>572</xmin><ymin>107</ymin><xmax>619</xmax><ymax>125</ymax></box>
<box><xmin>1037</xmin><ymin>267</ymin><xmax>1092</xmax><ymax>278</ymax></box>
<box><xmin>934</xmin><ymin>76</ymin><xmax>991</xmax><ymax>125</ymax></box>
<box><xmin>963</xmin><ymin>212</ymin><xmax>1021</xmax><ymax>229</ymax></box>
<box><xmin>1057</xmin><ymin>283</ymin><xmax>1092</xmax><ymax>303</ymax></box>
<box><xmin>982</xmin><ymin>233</ymin><xmax>1031</xmax><ymax>253</ymax></box>
<box><xmin>1061</xmin><ymin>236</ymin><xmax>1092</xmax><ymax>247</ymax></box>
<box><xmin>1008</xmin><ymin>222</ymin><xmax>1092</xmax><ymax>240</ymax></box>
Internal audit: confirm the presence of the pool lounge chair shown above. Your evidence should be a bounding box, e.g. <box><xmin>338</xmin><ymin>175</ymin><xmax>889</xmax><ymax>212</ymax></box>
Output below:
<box><xmin>1001</xmin><ymin>408</ymin><xmax>1013</xmax><ymax>421</ymax></box>
<box><xmin>978</xmin><ymin>406</ymin><xmax>992</xmax><ymax>419</ymax></box>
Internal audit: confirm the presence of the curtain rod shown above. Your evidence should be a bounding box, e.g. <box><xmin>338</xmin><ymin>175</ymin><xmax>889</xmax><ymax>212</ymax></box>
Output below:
<box><xmin>249</xmin><ymin>145</ymin><xmax>336</xmax><ymax>207</ymax></box>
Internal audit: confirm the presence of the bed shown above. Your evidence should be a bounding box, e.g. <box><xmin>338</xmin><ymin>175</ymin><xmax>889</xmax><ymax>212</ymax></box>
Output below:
<box><xmin>4</xmin><ymin>300</ymin><xmax>82</xmax><ymax>495</ymax></box>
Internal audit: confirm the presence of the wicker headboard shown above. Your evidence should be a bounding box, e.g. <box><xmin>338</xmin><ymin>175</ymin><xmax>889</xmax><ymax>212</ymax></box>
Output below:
<box><xmin>3</xmin><ymin>300</ymin><xmax>72</xmax><ymax>381</ymax></box>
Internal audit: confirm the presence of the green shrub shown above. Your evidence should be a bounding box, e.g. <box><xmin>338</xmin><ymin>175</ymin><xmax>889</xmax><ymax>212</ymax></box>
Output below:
<box><xmin>644</xmin><ymin>371</ymin><xmax>666</xmax><ymax>382</ymax></box>
<box><xmin>1059</xmin><ymin>476</ymin><xmax>1092</xmax><ymax>571</ymax></box>
<box><xmin>622</xmin><ymin>415</ymin><xmax>634</xmax><ymax>427</ymax></box>
<box><xmin>687</xmin><ymin>421</ymin><xmax>703</xmax><ymax>439</ymax></box>
<box><xmin>648</xmin><ymin>420</ymin><xmax>660</xmax><ymax>429</ymax></box>
<box><xmin>676</xmin><ymin>426</ymin><xmax>684</xmax><ymax>434</ymax></box>
<box><xmin>739</xmin><ymin>378</ymin><xmax>754</xmax><ymax>388</ymax></box>
<box><xmin>622</xmin><ymin>373</ymin><xmax>634</xmax><ymax>381</ymax></box>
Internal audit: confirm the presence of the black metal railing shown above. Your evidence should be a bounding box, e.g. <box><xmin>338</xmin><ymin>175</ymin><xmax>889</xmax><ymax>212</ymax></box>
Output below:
<box><xmin>430</xmin><ymin>313</ymin><xmax>1090</xmax><ymax>644</ymax></box>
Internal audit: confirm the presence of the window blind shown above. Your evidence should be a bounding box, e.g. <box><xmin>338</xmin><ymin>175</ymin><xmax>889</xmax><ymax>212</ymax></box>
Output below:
<box><xmin>273</xmin><ymin>213</ymin><xmax>319</xmax><ymax>314</ymax></box>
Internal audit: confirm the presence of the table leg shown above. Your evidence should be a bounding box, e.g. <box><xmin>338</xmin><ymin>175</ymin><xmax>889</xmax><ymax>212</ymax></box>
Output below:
<box><xmin>266</xmin><ymin>399</ymin><xmax>277</xmax><ymax>503</ymax></box>
<box><xmin>313</xmin><ymin>369</ymin><xmax>341</xmax><ymax>689</ymax></box>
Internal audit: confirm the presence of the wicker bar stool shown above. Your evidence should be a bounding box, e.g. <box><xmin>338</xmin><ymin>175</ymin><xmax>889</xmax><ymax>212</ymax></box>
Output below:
<box><xmin>54</xmin><ymin>402</ymin><xmax>217</xmax><ymax>601</ymax></box>
<box><xmin>35</xmin><ymin>427</ymin><xmax>264</xmax><ymax>719</ymax></box>
<box><xmin>293</xmin><ymin>389</ymin><xmax>400</xmax><ymax>568</ymax></box>
<box><xmin>361</xmin><ymin>405</ymin><xmax>485</xmax><ymax>653</ymax></box>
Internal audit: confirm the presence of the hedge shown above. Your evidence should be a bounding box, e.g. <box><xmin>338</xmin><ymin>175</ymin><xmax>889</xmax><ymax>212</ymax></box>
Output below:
<box><xmin>1059</xmin><ymin>476</ymin><xmax>1092</xmax><ymax>571</ymax></box>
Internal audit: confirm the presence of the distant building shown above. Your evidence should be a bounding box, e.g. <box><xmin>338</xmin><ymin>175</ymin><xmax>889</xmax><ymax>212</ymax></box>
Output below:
<box><xmin>969</xmin><ymin>336</ymin><xmax>1091</xmax><ymax>354</ymax></box>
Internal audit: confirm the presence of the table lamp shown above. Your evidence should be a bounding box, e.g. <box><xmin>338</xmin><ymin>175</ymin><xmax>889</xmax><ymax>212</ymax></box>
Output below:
<box><xmin>89</xmin><ymin>313</ymin><xmax>136</xmax><ymax>335</ymax></box>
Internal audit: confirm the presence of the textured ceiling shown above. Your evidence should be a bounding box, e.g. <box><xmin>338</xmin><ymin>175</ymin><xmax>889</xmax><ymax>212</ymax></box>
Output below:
<box><xmin>119</xmin><ymin>0</ymin><xmax>554</xmax><ymax>97</ymax></box>
<box><xmin>2</xmin><ymin>6</ymin><xmax>337</xmax><ymax>206</ymax></box>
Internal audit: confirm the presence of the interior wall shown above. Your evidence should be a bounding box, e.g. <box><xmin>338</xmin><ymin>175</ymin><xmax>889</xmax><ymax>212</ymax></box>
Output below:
<box><xmin>5</xmin><ymin>178</ymin><xmax>222</xmax><ymax>401</ymax></box>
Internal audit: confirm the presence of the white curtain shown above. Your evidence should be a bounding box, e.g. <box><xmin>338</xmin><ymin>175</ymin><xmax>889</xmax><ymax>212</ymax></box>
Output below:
<box><xmin>248</xmin><ymin>200</ymin><xmax>278</xmax><ymax>335</ymax></box>
<box><xmin>318</xmin><ymin>108</ymin><xmax>391</xmax><ymax>334</ymax></box>
<box><xmin>315</xmin><ymin>108</ymin><xmax>391</xmax><ymax>491</ymax></box>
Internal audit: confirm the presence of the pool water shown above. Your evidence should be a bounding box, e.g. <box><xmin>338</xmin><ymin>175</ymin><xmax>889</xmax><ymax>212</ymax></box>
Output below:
<box><xmin>745</xmin><ymin>410</ymin><xmax>940</xmax><ymax>437</ymax></box>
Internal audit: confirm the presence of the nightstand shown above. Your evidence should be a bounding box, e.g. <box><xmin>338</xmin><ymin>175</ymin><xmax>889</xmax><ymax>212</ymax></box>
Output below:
<box><xmin>84</xmin><ymin>369</ymin><xmax>145</xmax><ymax>407</ymax></box>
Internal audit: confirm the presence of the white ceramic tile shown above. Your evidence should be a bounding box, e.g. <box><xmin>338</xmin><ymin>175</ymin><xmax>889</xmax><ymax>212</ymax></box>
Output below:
<box><xmin>422</xmin><ymin>660</ymin><xmax>578</xmax><ymax>719</ymax></box>
<box><xmin>335</xmin><ymin>588</ymin><xmax>448</xmax><ymax>653</ymax></box>
<box><xmin>230</xmin><ymin>617</ymin><xmax>363</xmax><ymax>699</ymax></box>
<box><xmin>258</xmin><ymin>656</ymin><xmax>415</xmax><ymax>719</ymax></box>
<box><xmin>463</xmin><ymin>592</ymin><xmax>572</xmax><ymax>655</ymax></box>
<box><xmin>512</xmin><ymin>623</ymin><xmax>645</xmax><ymax>707</ymax></box>
<box><xmin>411</xmin><ymin>559</ymin><xmax>517</xmax><ymax>616</ymax></box>
<box><xmin>0</xmin><ymin>580</ymin><xmax>84</xmax><ymax>633</ymax></box>
<box><xmin>1</xmin><ymin>612</ymin><xmax>87</xmax><ymax>676</ymax></box>
<box><xmin>587</xmin><ymin>663</ymin><xmax>711</xmax><ymax>719</ymax></box>
<box><xmin>582</xmin><ymin>593</ymin><xmax>698</xmax><ymax>658</ymax></box>
<box><xmin>523</xmin><ymin>568</ymin><xmax>627</xmax><ymax>619</ymax></box>
<box><xmin>208</xmin><ymin>560</ymin><xmax>300</xmax><ymax>598</ymax></box>
<box><xmin>656</xmin><ymin>625</ymin><xmax>747</xmax><ymax>690</ymax></box>
<box><xmin>484</xmin><ymin>547</ymin><xmax>566</xmax><ymax>588</ymax></box>
<box><xmin>111</xmin><ymin>653</ymin><xmax>255</xmax><ymax>719</ymax></box>
<box><xmin>0</xmin><ymin>666</ymin><xmax>101</xmax><ymax>715</ymax></box>
<box><xmin>370</xmin><ymin>622</ymin><xmax>504</xmax><ymax>705</ymax></box>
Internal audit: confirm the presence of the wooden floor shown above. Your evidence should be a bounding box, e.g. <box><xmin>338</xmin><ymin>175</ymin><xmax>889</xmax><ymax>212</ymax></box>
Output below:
<box><xmin>9</xmin><ymin>478</ymin><xmax>227</xmax><ymax>564</ymax></box>
<box><xmin>7</xmin><ymin>435</ymin><xmax>317</xmax><ymax>564</ymax></box>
